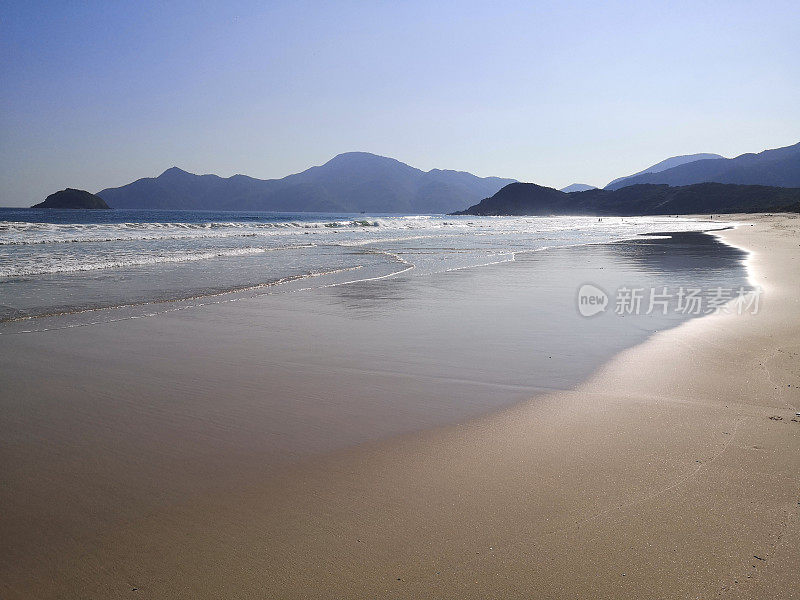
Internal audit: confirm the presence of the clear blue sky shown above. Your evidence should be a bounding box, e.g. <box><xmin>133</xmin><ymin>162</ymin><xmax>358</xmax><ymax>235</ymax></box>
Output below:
<box><xmin>1</xmin><ymin>0</ymin><xmax>798</xmax><ymax>206</ymax></box>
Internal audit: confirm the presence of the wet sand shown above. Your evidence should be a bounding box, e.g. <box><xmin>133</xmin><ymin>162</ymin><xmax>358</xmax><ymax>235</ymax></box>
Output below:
<box><xmin>1</xmin><ymin>215</ymin><xmax>798</xmax><ymax>598</ymax></box>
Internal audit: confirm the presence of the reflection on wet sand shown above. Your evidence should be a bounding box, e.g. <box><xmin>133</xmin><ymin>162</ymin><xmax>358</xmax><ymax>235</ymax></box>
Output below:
<box><xmin>0</xmin><ymin>229</ymin><xmax>755</xmax><ymax>599</ymax></box>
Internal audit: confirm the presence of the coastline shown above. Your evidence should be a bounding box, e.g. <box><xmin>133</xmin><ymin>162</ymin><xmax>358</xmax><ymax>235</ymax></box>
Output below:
<box><xmin>252</xmin><ymin>213</ymin><xmax>796</xmax><ymax>599</ymax></box>
<box><xmin>228</xmin><ymin>214</ymin><xmax>798</xmax><ymax>599</ymax></box>
<box><xmin>0</xmin><ymin>214</ymin><xmax>797</xmax><ymax>598</ymax></box>
<box><xmin>175</xmin><ymin>214</ymin><xmax>796</xmax><ymax>599</ymax></box>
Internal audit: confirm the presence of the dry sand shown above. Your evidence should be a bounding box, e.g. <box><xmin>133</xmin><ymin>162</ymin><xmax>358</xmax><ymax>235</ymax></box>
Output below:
<box><xmin>1</xmin><ymin>214</ymin><xmax>798</xmax><ymax>599</ymax></box>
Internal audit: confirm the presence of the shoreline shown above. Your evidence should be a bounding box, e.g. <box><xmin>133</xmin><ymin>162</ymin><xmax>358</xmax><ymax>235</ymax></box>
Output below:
<box><xmin>279</xmin><ymin>213</ymin><xmax>795</xmax><ymax>599</ymax></box>
<box><xmin>187</xmin><ymin>214</ymin><xmax>794</xmax><ymax>599</ymax></box>
<box><xmin>1</xmin><ymin>214</ymin><xmax>797</xmax><ymax>598</ymax></box>
<box><xmin>140</xmin><ymin>215</ymin><xmax>797</xmax><ymax>597</ymax></box>
<box><xmin>0</xmin><ymin>214</ymin><xmax>723</xmax><ymax>328</ymax></box>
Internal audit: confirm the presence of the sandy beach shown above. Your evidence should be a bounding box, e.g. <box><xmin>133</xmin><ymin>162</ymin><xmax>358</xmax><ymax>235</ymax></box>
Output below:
<box><xmin>1</xmin><ymin>214</ymin><xmax>798</xmax><ymax>599</ymax></box>
<box><xmin>4</xmin><ymin>3</ymin><xmax>798</xmax><ymax>598</ymax></box>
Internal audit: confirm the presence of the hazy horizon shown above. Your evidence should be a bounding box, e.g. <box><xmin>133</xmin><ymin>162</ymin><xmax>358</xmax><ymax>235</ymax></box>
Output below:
<box><xmin>2</xmin><ymin>1</ymin><xmax>799</xmax><ymax>207</ymax></box>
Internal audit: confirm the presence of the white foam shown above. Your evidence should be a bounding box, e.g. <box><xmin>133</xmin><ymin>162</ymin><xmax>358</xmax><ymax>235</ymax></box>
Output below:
<box><xmin>0</xmin><ymin>214</ymin><xmax>734</xmax><ymax>281</ymax></box>
<box><xmin>0</xmin><ymin>243</ymin><xmax>317</xmax><ymax>277</ymax></box>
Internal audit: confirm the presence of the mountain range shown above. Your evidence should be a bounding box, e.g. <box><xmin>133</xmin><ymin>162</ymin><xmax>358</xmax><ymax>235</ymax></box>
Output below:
<box><xmin>97</xmin><ymin>152</ymin><xmax>516</xmax><ymax>214</ymax></box>
<box><xmin>453</xmin><ymin>182</ymin><xmax>800</xmax><ymax>217</ymax></box>
<box><xmin>35</xmin><ymin>140</ymin><xmax>800</xmax><ymax>215</ymax></box>
<box><xmin>604</xmin><ymin>143</ymin><xmax>800</xmax><ymax>190</ymax></box>
<box><xmin>456</xmin><ymin>141</ymin><xmax>800</xmax><ymax>216</ymax></box>
<box><xmin>605</xmin><ymin>153</ymin><xmax>723</xmax><ymax>189</ymax></box>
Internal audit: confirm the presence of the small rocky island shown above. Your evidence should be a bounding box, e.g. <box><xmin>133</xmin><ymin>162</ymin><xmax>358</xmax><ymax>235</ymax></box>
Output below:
<box><xmin>32</xmin><ymin>188</ymin><xmax>110</xmax><ymax>209</ymax></box>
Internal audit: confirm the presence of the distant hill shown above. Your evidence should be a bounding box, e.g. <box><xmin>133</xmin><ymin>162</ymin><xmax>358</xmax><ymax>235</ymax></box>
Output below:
<box><xmin>605</xmin><ymin>142</ymin><xmax>800</xmax><ymax>190</ymax></box>
<box><xmin>32</xmin><ymin>188</ymin><xmax>110</xmax><ymax>209</ymax></box>
<box><xmin>560</xmin><ymin>183</ymin><xmax>597</xmax><ymax>193</ymax></box>
<box><xmin>97</xmin><ymin>153</ymin><xmax>516</xmax><ymax>214</ymax></box>
<box><xmin>606</xmin><ymin>153</ymin><xmax>723</xmax><ymax>190</ymax></box>
<box><xmin>453</xmin><ymin>182</ymin><xmax>800</xmax><ymax>216</ymax></box>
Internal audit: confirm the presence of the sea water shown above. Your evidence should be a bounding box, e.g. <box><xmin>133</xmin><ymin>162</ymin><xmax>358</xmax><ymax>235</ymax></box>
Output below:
<box><xmin>0</xmin><ymin>208</ymin><xmax>737</xmax><ymax>323</ymax></box>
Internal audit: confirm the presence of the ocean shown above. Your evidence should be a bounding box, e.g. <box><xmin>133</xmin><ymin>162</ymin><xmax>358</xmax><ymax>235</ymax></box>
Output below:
<box><xmin>0</xmin><ymin>208</ymin><xmax>740</xmax><ymax>326</ymax></box>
